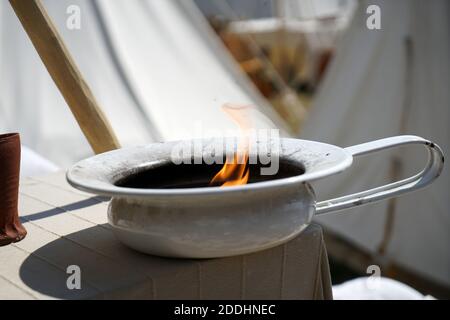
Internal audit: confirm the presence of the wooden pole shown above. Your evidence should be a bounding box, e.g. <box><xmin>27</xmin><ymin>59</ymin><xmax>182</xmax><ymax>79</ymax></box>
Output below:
<box><xmin>9</xmin><ymin>0</ymin><xmax>121</xmax><ymax>154</ymax></box>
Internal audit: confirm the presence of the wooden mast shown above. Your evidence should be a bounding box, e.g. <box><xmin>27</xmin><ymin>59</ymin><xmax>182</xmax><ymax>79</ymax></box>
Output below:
<box><xmin>9</xmin><ymin>0</ymin><xmax>121</xmax><ymax>154</ymax></box>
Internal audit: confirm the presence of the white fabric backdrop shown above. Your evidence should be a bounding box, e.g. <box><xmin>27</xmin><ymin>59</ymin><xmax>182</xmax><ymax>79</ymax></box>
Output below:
<box><xmin>302</xmin><ymin>0</ymin><xmax>449</xmax><ymax>287</ymax></box>
<box><xmin>0</xmin><ymin>0</ymin><xmax>287</xmax><ymax>167</ymax></box>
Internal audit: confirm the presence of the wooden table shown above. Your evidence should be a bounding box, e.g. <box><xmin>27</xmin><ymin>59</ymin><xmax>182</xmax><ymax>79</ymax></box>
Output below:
<box><xmin>0</xmin><ymin>173</ymin><xmax>332</xmax><ymax>300</ymax></box>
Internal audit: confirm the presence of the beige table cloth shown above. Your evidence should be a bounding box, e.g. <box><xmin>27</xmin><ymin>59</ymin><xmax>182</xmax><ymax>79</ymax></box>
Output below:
<box><xmin>0</xmin><ymin>173</ymin><xmax>332</xmax><ymax>299</ymax></box>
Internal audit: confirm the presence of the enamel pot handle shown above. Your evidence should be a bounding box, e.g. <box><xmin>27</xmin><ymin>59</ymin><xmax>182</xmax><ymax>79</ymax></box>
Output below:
<box><xmin>315</xmin><ymin>135</ymin><xmax>444</xmax><ymax>215</ymax></box>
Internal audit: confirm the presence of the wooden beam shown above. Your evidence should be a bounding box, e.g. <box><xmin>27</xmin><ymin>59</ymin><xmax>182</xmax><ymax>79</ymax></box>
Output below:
<box><xmin>9</xmin><ymin>0</ymin><xmax>121</xmax><ymax>154</ymax></box>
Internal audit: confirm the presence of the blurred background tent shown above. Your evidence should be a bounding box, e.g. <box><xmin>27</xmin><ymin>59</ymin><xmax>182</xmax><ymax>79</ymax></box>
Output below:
<box><xmin>196</xmin><ymin>0</ymin><xmax>356</xmax><ymax>131</ymax></box>
<box><xmin>0</xmin><ymin>0</ymin><xmax>287</xmax><ymax>167</ymax></box>
<box><xmin>0</xmin><ymin>0</ymin><xmax>448</xmax><ymax>296</ymax></box>
<box><xmin>192</xmin><ymin>0</ymin><xmax>450</xmax><ymax>295</ymax></box>
<box><xmin>301</xmin><ymin>0</ymin><xmax>449</xmax><ymax>294</ymax></box>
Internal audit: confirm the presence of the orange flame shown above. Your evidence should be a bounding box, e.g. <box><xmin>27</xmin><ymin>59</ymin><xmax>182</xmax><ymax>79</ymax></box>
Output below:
<box><xmin>210</xmin><ymin>153</ymin><xmax>249</xmax><ymax>186</ymax></box>
<box><xmin>210</xmin><ymin>103</ymin><xmax>253</xmax><ymax>187</ymax></box>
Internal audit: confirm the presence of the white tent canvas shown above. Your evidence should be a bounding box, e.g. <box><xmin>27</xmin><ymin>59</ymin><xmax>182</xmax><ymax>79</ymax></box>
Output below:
<box><xmin>1</xmin><ymin>0</ymin><xmax>448</xmax><ymax>291</ymax></box>
<box><xmin>301</xmin><ymin>0</ymin><xmax>449</xmax><ymax>287</ymax></box>
<box><xmin>0</xmin><ymin>0</ymin><xmax>288</xmax><ymax>167</ymax></box>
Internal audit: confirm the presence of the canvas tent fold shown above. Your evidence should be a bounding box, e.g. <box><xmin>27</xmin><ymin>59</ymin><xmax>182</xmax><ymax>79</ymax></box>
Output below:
<box><xmin>301</xmin><ymin>0</ymin><xmax>449</xmax><ymax>288</ymax></box>
<box><xmin>0</xmin><ymin>0</ymin><xmax>288</xmax><ymax>167</ymax></box>
<box><xmin>1</xmin><ymin>0</ymin><xmax>148</xmax><ymax>165</ymax></box>
<box><xmin>1</xmin><ymin>0</ymin><xmax>448</xmax><ymax>292</ymax></box>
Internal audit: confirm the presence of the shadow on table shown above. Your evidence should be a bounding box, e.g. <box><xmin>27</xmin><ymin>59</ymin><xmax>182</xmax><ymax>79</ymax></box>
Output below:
<box><xmin>19</xmin><ymin>224</ymin><xmax>114</xmax><ymax>299</ymax></box>
<box><xmin>19</xmin><ymin>222</ymin><xmax>194</xmax><ymax>299</ymax></box>
<box><xmin>21</xmin><ymin>196</ymin><xmax>109</xmax><ymax>223</ymax></box>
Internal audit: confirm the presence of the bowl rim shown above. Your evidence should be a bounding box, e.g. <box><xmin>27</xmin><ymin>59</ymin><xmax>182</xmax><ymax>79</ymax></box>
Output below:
<box><xmin>66</xmin><ymin>137</ymin><xmax>353</xmax><ymax>198</ymax></box>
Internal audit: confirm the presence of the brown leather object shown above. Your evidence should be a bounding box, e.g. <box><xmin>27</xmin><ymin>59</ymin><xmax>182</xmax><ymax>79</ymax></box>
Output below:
<box><xmin>0</xmin><ymin>133</ymin><xmax>27</xmax><ymax>246</ymax></box>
